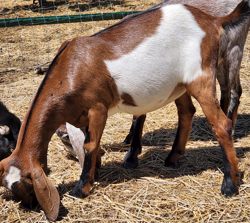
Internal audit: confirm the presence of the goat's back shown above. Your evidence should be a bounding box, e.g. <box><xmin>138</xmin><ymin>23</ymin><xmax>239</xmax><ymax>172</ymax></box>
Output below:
<box><xmin>166</xmin><ymin>0</ymin><xmax>241</xmax><ymax>16</ymax></box>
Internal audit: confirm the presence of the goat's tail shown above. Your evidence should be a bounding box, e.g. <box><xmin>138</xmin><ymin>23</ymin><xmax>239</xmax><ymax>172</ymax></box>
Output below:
<box><xmin>219</xmin><ymin>0</ymin><xmax>250</xmax><ymax>28</ymax></box>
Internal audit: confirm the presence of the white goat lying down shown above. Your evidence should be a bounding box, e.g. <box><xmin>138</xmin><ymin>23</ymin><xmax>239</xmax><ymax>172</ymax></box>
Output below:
<box><xmin>0</xmin><ymin>1</ymin><xmax>249</xmax><ymax>221</ymax></box>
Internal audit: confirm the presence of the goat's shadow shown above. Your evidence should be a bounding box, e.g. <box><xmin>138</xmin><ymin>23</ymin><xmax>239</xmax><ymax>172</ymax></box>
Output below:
<box><xmin>60</xmin><ymin>145</ymin><xmax>250</xmax><ymax>192</ymax></box>
<box><xmin>141</xmin><ymin>114</ymin><xmax>250</xmax><ymax>146</ymax></box>
<box><xmin>61</xmin><ymin>113</ymin><xmax>250</xmax><ymax>188</ymax></box>
<box><xmin>101</xmin><ymin>146</ymin><xmax>250</xmax><ymax>184</ymax></box>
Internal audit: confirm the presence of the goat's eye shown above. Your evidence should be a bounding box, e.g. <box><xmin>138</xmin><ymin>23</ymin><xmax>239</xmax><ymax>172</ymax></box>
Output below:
<box><xmin>61</xmin><ymin>133</ymin><xmax>69</xmax><ymax>141</ymax></box>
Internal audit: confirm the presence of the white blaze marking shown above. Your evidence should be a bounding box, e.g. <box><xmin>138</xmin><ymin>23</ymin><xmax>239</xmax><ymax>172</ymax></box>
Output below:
<box><xmin>105</xmin><ymin>4</ymin><xmax>205</xmax><ymax>115</ymax></box>
<box><xmin>5</xmin><ymin>166</ymin><xmax>21</xmax><ymax>189</ymax></box>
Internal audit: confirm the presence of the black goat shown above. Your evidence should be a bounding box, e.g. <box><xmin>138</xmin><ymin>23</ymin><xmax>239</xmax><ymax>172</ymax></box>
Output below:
<box><xmin>0</xmin><ymin>101</ymin><xmax>21</xmax><ymax>160</ymax></box>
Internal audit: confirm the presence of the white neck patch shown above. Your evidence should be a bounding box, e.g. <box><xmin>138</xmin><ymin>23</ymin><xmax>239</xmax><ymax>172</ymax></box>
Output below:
<box><xmin>5</xmin><ymin>166</ymin><xmax>21</xmax><ymax>189</ymax></box>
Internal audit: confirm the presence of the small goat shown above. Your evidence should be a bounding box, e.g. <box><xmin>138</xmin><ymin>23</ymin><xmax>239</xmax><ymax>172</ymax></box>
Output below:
<box><xmin>0</xmin><ymin>101</ymin><xmax>21</xmax><ymax>160</ymax></box>
<box><xmin>123</xmin><ymin>0</ymin><xmax>250</xmax><ymax>169</ymax></box>
<box><xmin>0</xmin><ymin>1</ymin><xmax>249</xmax><ymax>220</ymax></box>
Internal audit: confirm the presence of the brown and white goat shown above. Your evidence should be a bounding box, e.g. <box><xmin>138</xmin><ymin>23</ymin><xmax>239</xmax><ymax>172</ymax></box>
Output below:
<box><xmin>0</xmin><ymin>1</ymin><xmax>249</xmax><ymax>220</ymax></box>
<box><xmin>123</xmin><ymin>0</ymin><xmax>250</xmax><ymax>168</ymax></box>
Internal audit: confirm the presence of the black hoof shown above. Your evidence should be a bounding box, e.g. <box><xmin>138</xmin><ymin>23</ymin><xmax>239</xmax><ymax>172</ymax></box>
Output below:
<box><xmin>164</xmin><ymin>156</ymin><xmax>180</xmax><ymax>168</ymax></box>
<box><xmin>221</xmin><ymin>177</ymin><xmax>239</xmax><ymax>197</ymax></box>
<box><xmin>123</xmin><ymin>156</ymin><xmax>139</xmax><ymax>169</ymax></box>
<box><xmin>70</xmin><ymin>180</ymin><xmax>89</xmax><ymax>198</ymax></box>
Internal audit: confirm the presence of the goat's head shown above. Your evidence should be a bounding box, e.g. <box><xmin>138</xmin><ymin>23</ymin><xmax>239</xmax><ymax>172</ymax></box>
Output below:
<box><xmin>0</xmin><ymin>155</ymin><xmax>60</xmax><ymax>221</ymax></box>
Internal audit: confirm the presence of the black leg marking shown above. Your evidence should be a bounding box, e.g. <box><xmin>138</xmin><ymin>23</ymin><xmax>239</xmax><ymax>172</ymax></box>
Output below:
<box><xmin>123</xmin><ymin>116</ymin><xmax>137</xmax><ymax>144</ymax></box>
<box><xmin>71</xmin><ymin>152</ymin><xmax>93</xmax><ymax>198</ymax></box>
<box><xmin>123</xmin><ymin>115</ymin><xmax>146</xmax><ymax>169</ymax></box>
<box><xmin>221</xmin><ymin>149</ymin><xmax>239</xmax><ymax>197</ymax></box>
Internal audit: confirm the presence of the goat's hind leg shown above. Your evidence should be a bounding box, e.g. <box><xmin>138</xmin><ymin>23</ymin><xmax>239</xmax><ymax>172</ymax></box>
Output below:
<box><xmin>123</xmin><ymin>114</ymin><xmax>146</xmax><ymax>169</ymax></box>
<box><xmin>165</xmin><ymin>93</ymin><xmax>196</xmax><ymax>167</ymax></box>
<box><xmin>187</xmin><ymin>73</ymin><xmax>241</xmax><ymax>196</ymax></box>
<box><xmin>71</xmin><ymin>103</ymin><xmax>107</xmax><ymax>197</ymax></box>
<box><xmin>123</xmin><ymin>115</ymin><xmax>137</xmax><ymax>145</ymax></box>
<box><xmin>217</xmin><ymin>63</ymin><xmax>230</xmax><ymax>114</ymax></box>
<box><xmin>227</xmin><ymin>46</ymin><xmax>243</xmax><ymax>133</ymax></box>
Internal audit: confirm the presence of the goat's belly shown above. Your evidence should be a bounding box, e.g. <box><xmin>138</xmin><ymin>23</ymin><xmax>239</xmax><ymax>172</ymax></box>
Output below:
<box><xmin>105</xmin><ymin>4</ymin><xmax>205</xmax><ymax>116</ymax></box>
<box><xmin>108</xmin><ymin>84</ymin><xmax>186</xmax><ymax>116</ymax></box>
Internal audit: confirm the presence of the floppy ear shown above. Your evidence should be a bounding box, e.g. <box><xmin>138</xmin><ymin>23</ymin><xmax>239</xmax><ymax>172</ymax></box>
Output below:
<box><xmin>32</xmin><ymin>167</ymin><xmax>60</xmax><ymax>221</ymax></box>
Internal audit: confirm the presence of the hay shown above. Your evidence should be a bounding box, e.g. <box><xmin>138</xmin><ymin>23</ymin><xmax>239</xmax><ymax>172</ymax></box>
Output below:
<box><xmin>0</xmin><ymin>0</ymin><xmax>250</xmax><ymax>222</ymax></box>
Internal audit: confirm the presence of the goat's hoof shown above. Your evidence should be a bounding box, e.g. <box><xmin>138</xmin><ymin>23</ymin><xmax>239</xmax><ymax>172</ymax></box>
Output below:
<box><xmin>123</xmin><ymin>156</ymin><xmax>138</xmax><ymax>169</ymax></box>
<box><xmin>70</xmin><ymin>185</ymin><xmax>83</xmax><ymax>198</ymax></box>
<box><xmin>221</xmin><ymin>177</ymin><xmax>239</xmax><ymax>197</ymax></box>
<box><xmin>70</xmin><ymin>180</ymin><xmax>91</xmax><ymax>198</ymax></box>
<box><xmin>164</xmin><ymin>156</ymin><xmax>181</xmax><ymax>168</ymax></box>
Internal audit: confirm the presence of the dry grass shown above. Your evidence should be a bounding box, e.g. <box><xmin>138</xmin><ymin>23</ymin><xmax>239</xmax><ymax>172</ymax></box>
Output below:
<box><xmin>0</xmin><ymin>0</ymin><xmax>250</xmax><ymax>222</ymax></box>
<box><xmin>0</xmin><ymin>0</ymin><xmax>160</xmax><ymax>18</ymax></box>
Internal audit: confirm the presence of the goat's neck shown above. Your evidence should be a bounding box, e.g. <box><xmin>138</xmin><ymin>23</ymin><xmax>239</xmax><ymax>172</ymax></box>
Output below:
<box><xmin>13</xmin><ymin>102</ymin><xmax>62</xmax><ymax>166</ymax></box>
<box><xmin>13</xmin><ymin>75</ymin><xmax>74</xmax><ymax>166</ymax></box>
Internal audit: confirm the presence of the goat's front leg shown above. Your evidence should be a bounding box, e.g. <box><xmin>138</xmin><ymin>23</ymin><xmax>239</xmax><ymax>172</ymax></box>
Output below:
<box><xmin>71</xmin><ymin>103</ymin><xmax>107</xmax><ymax>197</ymax></box>
<box><xmin>165</xmin><ymin>92</ymin><xmax>196</xmax><ymax>167</ymax></box>
<box><xmin>187</xmin><ymin>74</ymin><xmax>240</xmax><ymax>196</ymax></box>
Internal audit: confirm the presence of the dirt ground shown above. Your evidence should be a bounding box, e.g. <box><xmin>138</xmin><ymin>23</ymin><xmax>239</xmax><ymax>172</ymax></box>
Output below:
<box><xmin>0</xmin><ymin>0</ymin><xmax>250</xmax><ymax>222</ymax></box>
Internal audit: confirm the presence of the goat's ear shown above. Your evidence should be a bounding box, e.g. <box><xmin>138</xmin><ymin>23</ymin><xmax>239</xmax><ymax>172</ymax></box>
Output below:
<box><xmin>32</xmin><ymin>167</ymin><xmax>60</xmax><ymax>221</ymax></box>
